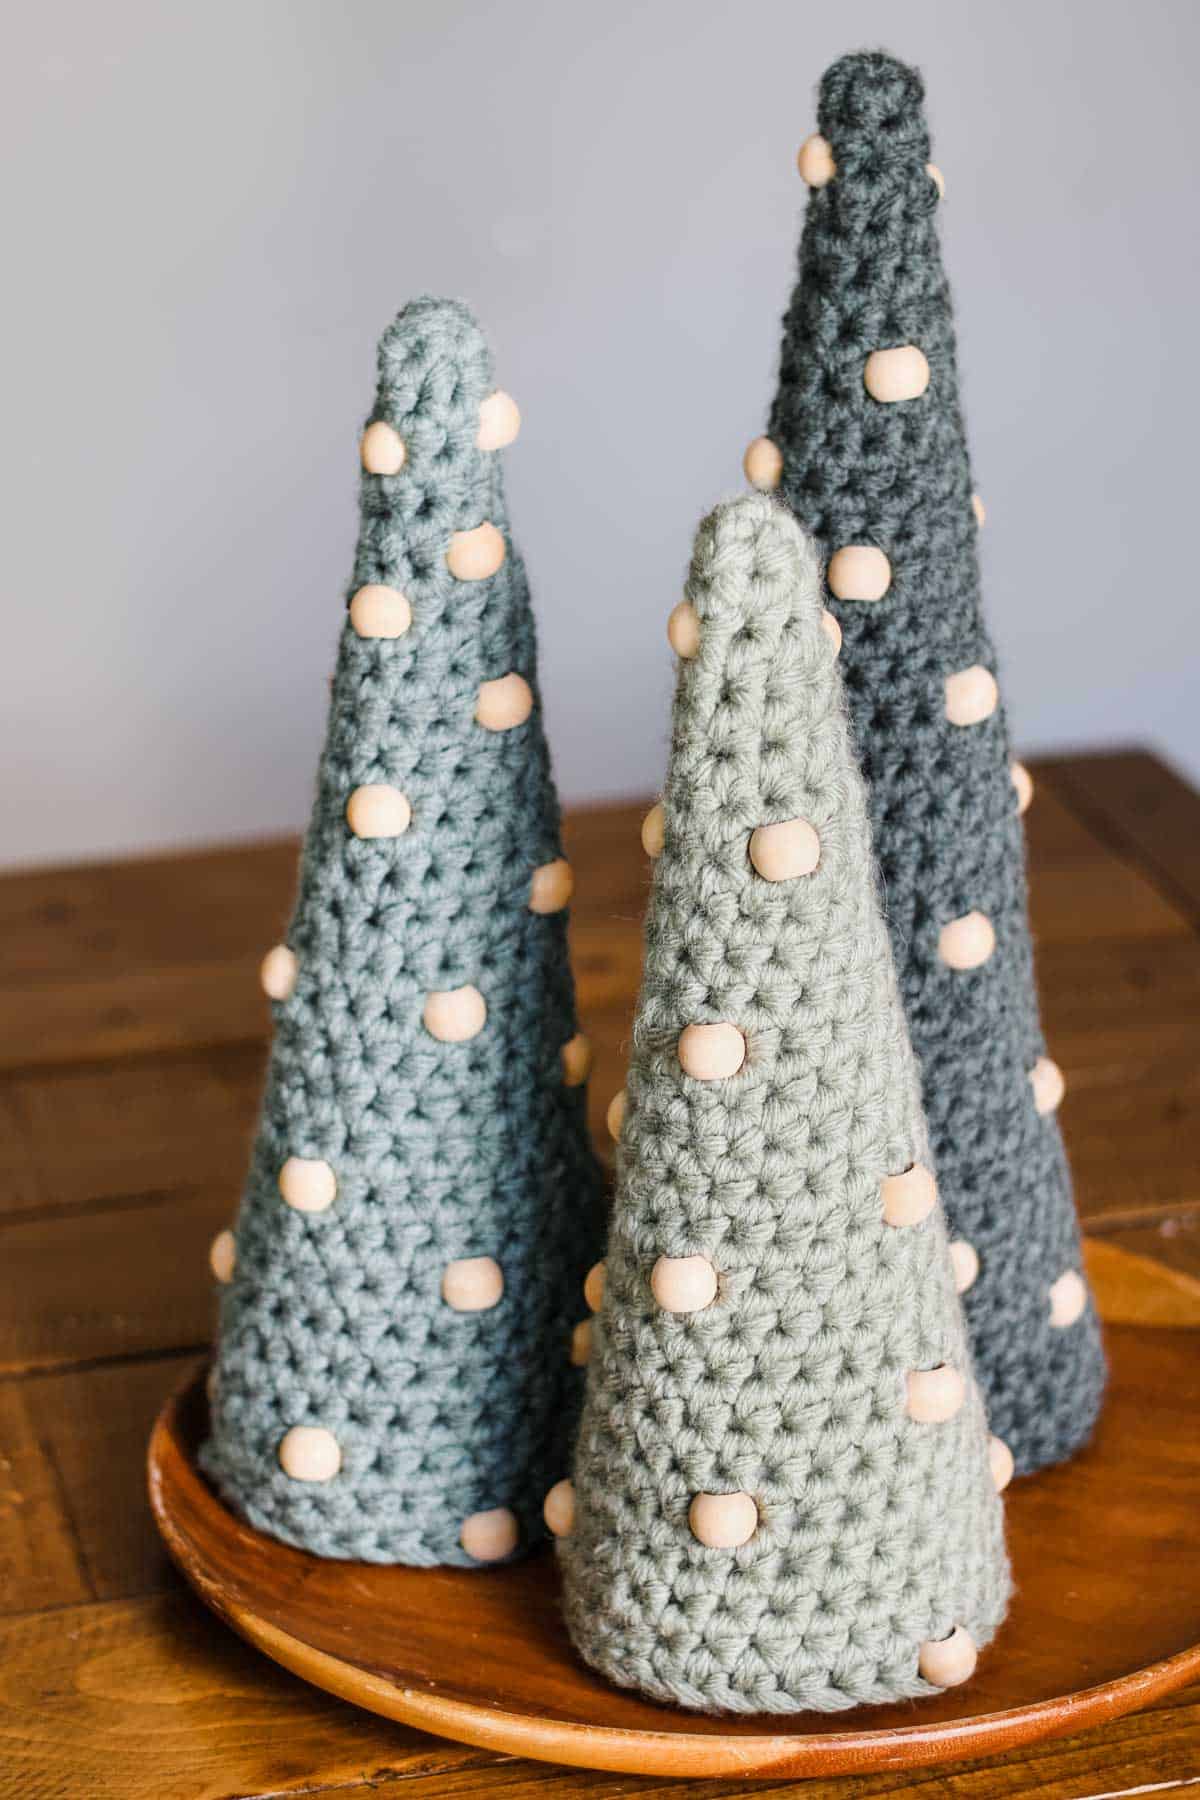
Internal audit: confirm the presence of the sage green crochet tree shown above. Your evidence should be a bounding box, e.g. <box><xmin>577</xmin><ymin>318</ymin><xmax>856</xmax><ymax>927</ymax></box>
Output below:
<box><xmin>556</xmin><ymin>494</ymin><xmax>1009</xmax><ymax>1714</ymax></box>
<box><xmin>202</xmin><ymin>297</ymin><xmax>606</xmax><ymax>1567</ymax></box>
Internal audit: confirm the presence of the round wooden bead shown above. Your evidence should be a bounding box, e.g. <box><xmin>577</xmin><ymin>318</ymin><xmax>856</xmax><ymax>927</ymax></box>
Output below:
<box><xmin>606</xmin><ymin>1089</ymin><xmax>626</xmax><ymax>1140</ymax></box>
<box><xmin>864</xmin><ymin>346</ymin><xmax>930</xmax><ymax>404</ymax></box>
<box><xmin>797</xmin><ymin>132</ymin><xmax>836</xmax><ymax>187</ymax></box>
<box><xmin>949</xmin><ymin>1239</ymin><xmax>980</xmax><ymax>1295</ymax></box>
<box><xmin>1030</xmin><ymin>1055</ymin><xmax>1065</xmax><ymax>1116</ymax></box>
<box><xmin>678</xmin><ymin>1022</ymin><xmax>746</xmax><ymax>1081</ymax></box>
<box><xmin>820</xmin><ymin>608</ymin><xmax>842</xmax><ymax>654</ymax></box>
<box><xmin>1049</xmin><ymin>1268</ymin><xmax>1088</xmax><ymax>1328</ymax></box>
<box><xmin>919</xmin><ymin>1625</ymin><xmax>977</xmax><ymax>1687</ymax></box>
<box><xmin>945</xmin><ymin>664</ymin><xmax>999</xmax><ymax>727</ymax></box>
<box><xmin>989</xmin><ymin>1434</ymin><xmax>1015</xmax><ymax>1493</ymax></box>
<box><xmin>689</xmin><ymin>1491</ymin><xmax>759</xmax><ymax>1549</ymax></box>
<box><xmin>476</xmin><ymin>672</ymin><xmax>533</xmax><ymax>732</ymax></box>
<box><xmin>906</xmin><ymin>1364</ymin><xmax>967</xmax><ymax>1423</ymax></box>
<box><xmin>346</xmin><ymin>784</ymin><xmax>411</xmax><ymax>839</ymax></box>
<box><xmin>827</xmin><ymin>545</ymin><xmax>892</xmax><ymax>602</ymax></box>
<box><xmin>441</xmin><ymin>1255</ymin><xmax>504</xmax><ymax>1312</ymax></box>
<box><xmin>749</xmin><ymin>817</ymin><xmax>820</xmax><ymax>882</ymax></box>
<box><xmin>279</xmin><ymin>1425</ymin><xmax>341</xmax><ymax>1482</ymax></box>
<box><xmin>476</xmin><ymin>390</ymin><xmax>521</xmax><ymax>451</ymax></box>
<box><xmin>570</xmin><ymin>1318</ymin><xmax>592</xmax><ymax>1365</ymax></box>
<box><xmin>543</xmin><ymin>1478</ymin><xmax>575</xmax><ymax>1538</ymax></box>
<box><xmin>350</xmin><ymin>584</ymin><xmax>412</xmax><ymax>639</ymax></box>
<box><xmin>360</xmin><ymin>421</ymin><xmax>406</xmax><ymax>475</ymax></box>
<box><xmin>972</xmin><ymin>491</ymin><xmax>987</xmax><ymax>528</ymax></box>
<box><xmin>667</xmin><ymin>599</ymin><xmax>701</xmax><ymax>659</ymax></box>
<box><xmin>926</xmin><ymin>161</ymin><xmax>945</xmax><ymax>199</ymax></box>
<box><xmin>278</xmin><ymin>1156</ymin><xmax>336</xmax><ymax>1214</ymax></box>
<box><xmin>423</xmin><ymin>985</ymin><xmax>487</xmax><ymax>1043</ymax></box>
<box><xmin>881</xmin><ymin>1163</ymin><xmax>937</xmax><ymax>1228</ymax></box>
<box><xmin>446</xmin><ymin>521</ymin><xmax>506</xmax><ymax>581</ymax></box>
<box><xmin>460</xmin><ymin>1506</ymin><xmax>519</xmax><ymax>1562</ymax></box>
<box><xmin>938</xmin><ymin>911</ymin><xmax>996</xmax><ymax>971</ymax></box>
<box><xmin>743</xmin><ymin>436</ymin><xmax>783</xmax><ymax>491</ymax></box>
<box><xmin>583</xmin><ymin>1261</ymin><xmax>606</xmax><ymax>1312</ymax></box>
<box><xmin>561</xmin><ymin>1033</ymin><xmax>593</xmax><ymax>1087</ymax></box>
<box><xmin>1011</xmin><ymin>759</ymin><xmax>1034</xmax><ymax>815</ymax></box>
<box><xmin>641</xmin><ymin>802</ymin><xmax>665</xmax><ymax>858</ymax></box>
<box><xmin>209</xmin><ymin>1227</ymin><xmax>236</xmax><ymax>1283</ymax></box>
<box><xmin>529</xmin><ymin>858</ymin><xmax>574</xmax><ymax>914</ymax></box>
<box><xmin>260</xmin><ymin>944</ymin><xmax>297</xmax><ymax>1001</ymax></box>
<box><xmin>651</xmin><ymin>1254</ymin><xmax>718</xmax><ymax>1313</ymax></box>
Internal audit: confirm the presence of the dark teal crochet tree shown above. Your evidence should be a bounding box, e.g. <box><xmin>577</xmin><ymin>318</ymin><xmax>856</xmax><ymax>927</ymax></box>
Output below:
<box><xmin>202</xmin><ymin>297</ymin><xmax>606</xmax><ymax>1566</ymax></box>
<box><xmin>752</xmin><ymin>50</ymin><xmax>1105</xmax><ymax>1474</ymax></box>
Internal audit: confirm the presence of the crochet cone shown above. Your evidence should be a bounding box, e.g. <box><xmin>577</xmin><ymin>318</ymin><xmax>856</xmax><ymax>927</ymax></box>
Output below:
<box><xmin>202</xmin><ymin>297</ymin><xmax>606</xmax><ymax>1566</ymax></box>
<box><xmin>558</xmin><ymin>495</ymin><xmax>1009</xmax><ymax>1714</ymax></box>
<box><xmin>754</xmin><ymin>51</ymin><xmax>1105</xmax><ymax>1474</ymax></box>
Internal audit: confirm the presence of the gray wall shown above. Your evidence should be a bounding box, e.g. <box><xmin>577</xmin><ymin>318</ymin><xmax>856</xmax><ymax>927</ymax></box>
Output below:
<box><xmin>4</xmin><ymin>0</ymin><xmax>1197</xmax><ymax>868</ymax></box>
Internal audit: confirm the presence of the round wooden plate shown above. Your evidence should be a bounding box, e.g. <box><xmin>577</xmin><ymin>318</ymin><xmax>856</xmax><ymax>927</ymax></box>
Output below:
<box><xmin>149</xmin><ymin>1246</ymin><xmax>1200</xmax><ymax>1779</ymax></box>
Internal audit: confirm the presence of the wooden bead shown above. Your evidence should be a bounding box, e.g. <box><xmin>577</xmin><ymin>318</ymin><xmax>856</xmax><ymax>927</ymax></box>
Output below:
<box><xmin>881</xmin><ymin>1163</ymin><xmax>937</xmax><ymax>1228</ymax></box>
<box><xmin>260</xmin><ymin>944</ymin><xmax>297</xmax><ymax>1001</ymax></box>
<box><xmin>279</xmin><ymin>1425</ymin><xmax>341</xmax><ymax>1482</ymax></box>
<box><xmin>350</xmin><ymin>584</ymin><xmax>411</xmax><ymax>639</ymax></box>
<box><xmin>667</xmin><ymin>599</ymin><xmax>701</xmax><ymax>659</ymax></box>
<box><xmin>651</xmin><ymin>1254</ymin><xmax>718</xmax><ymax>1313</ymax></box>
<box><xmin>972</xmin><ymin>491</ymin><xmax>987</xmax><ymax>528</ymax></box>
<box><xmin>583</xmin><ymin>1261</ymin><xmax>606</xmax><ymax>1312</ymax></box>
<box><xmin>476</xmin><ymin>672</ymin><xmax>533</xmax><ymax>732</ymax></box>
<box><xmin>206</xmin><ymin>1364</ymin><xmax>219</xmax><ymax>1405</ymax></box>
<box><xmin>820</xmin><ymin>609</ymin><xmax>842</xmax><ymax>654</ymax></box>
<box><xmin>796</xmin><ymin>133</ymin><xmax>836</xmax><ymax>187</ymax></box>
<box><xmin>938</xmin><ymin>911</ymin><xmax>996</xmax><ymax>971</ymax></box>
<box><xmin>864</xmin><ymin>346</ymin><xmax>930</xmax><ymax>404</ymax></box>
<box><xmin>460</xmin><ymin>1507</ymin><xmax>519</xmax><ymax>1562</ymax></box>
<box><xmin>749</xmin><ymin>817</ymin><xmax>820</xmax><ymax>882</ymax></box>
<box><xmin>360</xmin><ymin>421</ymin><xmax>406</xmax><ymax>475</ymax></box>
<box><xmin>678</xmin><ymin>1022</ymin><xmax>746</xmax><ymax>1081</ymax></box>
<box><xmin>689</xmin><ymin>1491</ymin><xmax>759</xmax><ymax>1549</ymax></box>
<box><xmin>476</xmin><ymin>390</ymin><xmax>521</xmax><ymax>452</ymax></box>
<box><xmin>561</xmin><ymin>1033</ymin><xmax>593</xmax><ymax>1087</ymax></box>
<box><xmin>570</xmin><ymin>1318</ymin><xmax>592</xmax><ymax>1365</ymax></box>
<box><xmin>989</xmin><ymin>1434</ymin><xmax>1015</xmax><ymax>1494</ymax></box>
<box><xmin>346</xmin><ymin>784</ymin><xmax>411</xmax><ymax>839</ymax></box>
<box><xmin>1011</xmin><ymin>759</ymin><xmax>1034</xmax><ymax>815</ymax></box>
<box><xmin>926</xmin><ymin>162</ymin><xmax>945</xmax><ymax>199</ymax></box>
<box><xmin>528</xmin><ymin>858</ymin><xmax>574</xmax><ymax>914</ymax></box>
<box><xmin>446</xmin><ymin>521</ymin><xmax>506</xmax><ymax>581</ymax></box>
<box><xmin>543</xmin><ymin>1478</ymin><xmax>575</xmax><ymax>1538</ymax></box>
<box><xmin>906</xmin><ymin>1364</ymin><xmax>967</xmax><ymax>1423</ymax></box>
<box><xmin>1030</xmin><ymin>1055</ymin><xmax>1066</xmax><ymax>1116</ymax></box>
<box><xmin>606</xmin><ymin>1089</ymin><xmax>626</xmax><ymax>1140</ymax></box>
<box><xmin>949</xmin><ymin>1239</ymin><xmax>980</xmax><ymax>1295</ymax></box>
<box><xmin>743</xmin><ymin>436</ymin><xmax>783</xmax><ymax>491</ymax></box>
<box><xmin>918</xmin><ymin>1625</ymin><xmax>977</xmax><ymax>1687</ymax></box>
<box><xmin>945</xmin><ymin>664</ymin><xmax>999</xmax><ymax>727</ymax></box>
<box><xmin>278</xmin><ymin>1156</ymin><xmax>336</xmax><ymax>1214</ymax></box>
<box><xmin>1049</xmin><ymin>1268</ymin><xmax>1088</xmax><ymax>1328</ymax></box>
<box><xmin>423</xmin><ymin>985</ymin><xmax>487</xmax><ymax>1043</ymax></box>
<box><xmin>208</xmin><ymin>1227</ymin><xmax>236</xmax><ymax>1283</ymax></box>
<box><xmin>827</xmin><ymin>545</ymin><xmax>892</xmax><ymax>602</ymax></box>
<box><xmin>441</xmin><ymin>1255</ymin><xmax>504</xmax><ymax>1312</ymax></box>
<box><xmin>641</xmin><ymin>802</ymin><xmax>665</xmax><ymax>858</ymax></box>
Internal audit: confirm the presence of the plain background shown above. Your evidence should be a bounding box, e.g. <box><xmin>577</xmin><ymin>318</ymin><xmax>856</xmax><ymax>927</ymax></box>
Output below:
<box><xmin>4</xmin><ymin>0</ymin><xmax>1198</xmax><ymax>869</ymax></box>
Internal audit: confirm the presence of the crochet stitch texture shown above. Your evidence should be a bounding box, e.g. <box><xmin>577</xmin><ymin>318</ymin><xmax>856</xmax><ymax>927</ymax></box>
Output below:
<box><xmin>762</xmin><ymin>50</ymin><xmax>1105</xmax><ymax>1473</ymax></box>
<box><xmin>560</xmin><ymin>494</ymin><xmax>1009</xmax><ymax>1713</ymax></box>
<box><xmin>202</xmin><ymin>296</ymin><xmax>607</xmax><ymax>1565</ymax></box>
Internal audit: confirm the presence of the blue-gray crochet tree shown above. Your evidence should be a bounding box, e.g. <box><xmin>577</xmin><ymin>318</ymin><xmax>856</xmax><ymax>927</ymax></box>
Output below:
<box><xmin>750</xmin><ymin>50</ymin><xmax>1105</xmax><ymax>1473</ymax></box>
<box><xmin>202</xmin><ymin>297</ymin><xmax>606</xmax><ymax>1566</ymax></box>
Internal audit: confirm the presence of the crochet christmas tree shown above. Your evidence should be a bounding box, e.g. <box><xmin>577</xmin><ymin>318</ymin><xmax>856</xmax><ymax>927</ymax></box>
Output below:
<box><xmin>555</xmin><ymin>493</ymin><xmax>1010</xmax><ymax>1714</ymax></box>
<box><xmin>747</xmin><ymin>50</ymin><xmax>1105</xmax><ymax>1474</ymax></box>
<box><xmin>202</xmin><ymin>296</ymin><xmax>606</xmax><ymax>1567</ymax></box>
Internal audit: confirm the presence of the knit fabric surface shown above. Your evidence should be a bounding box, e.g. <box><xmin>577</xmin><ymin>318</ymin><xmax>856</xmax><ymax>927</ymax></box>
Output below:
<box><xmin>763</xmin><ymin>50</ymin><xmax>1105</xmax><ymax>1473</ymax></box>
<box><xmin>560</xmin><ymin>494</ymin><xmax>1010</xmax><ymax>1714</ymax></box>
<box><xmin>202</xmin><ymin>296</ymin><xmax>607</xmax><ymax>1565</ymax></box>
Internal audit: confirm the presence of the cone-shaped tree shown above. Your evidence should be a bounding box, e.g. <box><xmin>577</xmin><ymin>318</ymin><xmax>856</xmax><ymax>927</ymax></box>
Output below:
<box><xmin>202</xmin><ymin>297</ymin><xmax>606</xmax><ymax>1566</ymax></box>
<box><xmin>556</xmin><ymin>494</ymin><xmax>1009</xmax><ymax>1714</ymax></box>
<box><xmin>749</xmin><ymin>50</ymin><xmax>1105</xmax><ymax>1474</ymax></box>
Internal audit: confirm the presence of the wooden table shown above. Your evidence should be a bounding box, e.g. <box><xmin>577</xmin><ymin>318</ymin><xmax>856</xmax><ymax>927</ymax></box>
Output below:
<box><xmin>2</xmin><ymin>747</ymin><xmax>1199</xmax><ymax>1799</ymax></box>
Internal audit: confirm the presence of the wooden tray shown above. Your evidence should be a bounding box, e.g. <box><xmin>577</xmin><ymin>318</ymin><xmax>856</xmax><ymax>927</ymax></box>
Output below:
<box><xmin>148</xmin><ymin>1243</ymin><xmax>1200</xmax><ymax>1779</ymax></box>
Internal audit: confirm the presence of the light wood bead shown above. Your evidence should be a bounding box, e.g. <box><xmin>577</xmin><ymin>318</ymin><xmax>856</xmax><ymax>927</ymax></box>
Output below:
<box><xmin>651</xmin><ymin>1254</ymin><xmax>718</xmax><ymax>1313</ymax></box>
<box><xmin>278</xmin><ymin>1425</ymin><xmax>341</xmax><ymax>1482</ymax></box>
<box><xmin>350</xmin><ymin>584</ymin><xmax>411</xmax><ymax>639</ymax></box>
<box><xmin>278</xmin><ymin>1156</ymin><xmax>336</xmax><ymax>1214</ymax></box>
<box><xmin>346</xmin><ymin>784</ymin><xmax>411</xmax><ymax>839</ymax></box>
<box><xmin>945</xmin><ymin>664</ymin><xmax>999</xmax><ymax>727</ymax></box>
<box><xmin>926</xmin><ymin>161</ymin><xmax>945</xmax><ymax>199</ymax></box>
<box><xmin>743</xmin><ymin>436</ymin><xmax>783</xmax><ymax>491</ymax></box>
<box><xmin>796</xmin><ymin>132</ymin><xmax>836</xmax><ymax>187</ymax></box>
<box><xmin>641</xmin><ymin>802</ymin><xmax>665</xmax><ymax>858</ymax></box>
<box><xmin>1030</xmin><ymin>1055</ymin><xmax>1066</xmax><ymax>1116</ymax></box>
<box><xmin>881</xmin><ymin>1163</ymin><xmax>937</xmax><ymax>1228</ymax></box>
<box><xmin>667</xmin><ymin>599</ymin><xmax>701</xmax><ymax>659</ymax></box>
<box><xmin>827</xmin><ymin>545</ymin><xmax>892</xmax><ymax>602</ymax></box>
<box><xmin>360</xmin><ymin>421</ymin><xmax>406</xmax><ymax>475</ymax></box>
<box><xmin>260</xmin><ymin>944</ymin><xmax>297</xmax><ymax>1001</ymax></box>
<box><xmin>906</xmin><ymin>1364</ymin><xmax>967</xmax><ymax>1423</ymax></box>
<box><xmin>989</xmin><ymin>1434</ymin><xmax>1015</xmax><ymax>1493</ymax></box>
<box><xmin>1049</xmin><ymin>1268</ymin><xmax>1088</xmax><ymax>1328</ymax></box>
<box><xmin>583</xmin><ymin>1261</ymin><xmax>606</xmax><ymax>1312</ymax></box>
<box><xmin>864</xmin><ymin>346</ymin><xmax>930</xmax><ymax>404</ymax></box>
<box><xmin>1011</xmin><ymin>760</ymin><xmax>1034</xmax><ymax>815</ymax></box>
<box><xmin>529</xmin><ymin>858</ymin><xmax>574</xmax><ymax>914</ymax></box>
<box><xmin>570</xmin><ymin>1318</ymin><xmax>592</xmax><ymax>1365</ymax></box>
<box><xmin>972</xmin><ymin>491</ymin><xmax>987</xmax><ymax>528</ymax></box>
<box><xmin>938</xmin><ymin>911</ymin><xmax>996</xmax><ymax>971</ymax></box>
<box><xmin>561</xmin><ymin>1033</ymin><xmax>593</xmax><ymax>1087</ymax></box>
<box><xmin>446</xmin><ymin>521</ymin><xmax>506</xmax><ymax>581</ymax></box>
<box><xmin>423</xmin><ymin>985</ymin><xmax>487</xmax><ymax>1043</ymax></box>
<box><xmin>476</xmin><ymin>672</ymin><xmax>533</xmax><ymax>732</ymax></box>
<box><xmin>441</xmin><ymin>1255</ymin><xmax>503</xmax><ymax>1312</ymax></box>
<box><xmin>476</xmin><ymin>390</ymin><xmax>521</xmax><ymax>451</ymax></box>
<box><xmin>543</xmin><ymin>1478</ymin><xmax>575</xmax><ymax>1538</ymax></box>
<box><xmin>606</xmin><ymin>1089</ymin><xmax>626</xmax><ymax>1140</ymax></box>
<box><xmin>748</xmin><ymin>817</ymin><xmax>820</xmax><ymax>882</ymax></box>
<box><xmin>689</xmin><ymin>1491</ymin><xmax>759</xmax><ymax>1549</ymax></box>
<box><xmin>918</xmin><ymin>1625</ymin><xmax>977</xmax><ymax>1687</ymax></box>
<box><xmin>206</xmin><ymin>1365</ymin><xmax>218</xmax><ymax>1404</ymax></box>
<box><xmin>208</xmin><ymin>1228</ymin><xmax>236</xmax><ymax>1283</ymax></box>
<box><xmin>949</xmin><ymin>1239</ymin><xmax>980</xmax><ymax>1295</ymax></box>
<box><xmin>678</xmin><ymin>1022</ymin><xmax>746</xmax><ymax>1081</ymax></box>
<box><xmin>820</xmin><ymin>608</ymin><xmax>842</xmax><ymax>654</ymax></box>
<box><xmin>460</xmin><ymin>1506</ymin><xmax>519</xmax><ymax>1562</ymax></box>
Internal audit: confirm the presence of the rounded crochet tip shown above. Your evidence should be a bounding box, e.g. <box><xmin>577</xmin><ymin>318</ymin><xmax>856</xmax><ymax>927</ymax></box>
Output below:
<box><xmin>691</xmin><ymin>494</ymin><xmax>824</xmax><ymax>644</ymax></box>
<box><xmin>817</xmin><ymin>50</ymin><xmax>930</xmax><ymax>162</ymax></box>
<box><xmin>373</xmin><ymin>296</ymin><xmax>494</xmax><ymax>426</ymax></box>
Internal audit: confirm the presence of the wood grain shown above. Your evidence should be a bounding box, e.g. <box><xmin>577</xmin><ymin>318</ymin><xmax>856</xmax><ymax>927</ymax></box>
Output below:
<box><xmin>1040</xmin><ymin>748</ymin><xmax>1200</xmax><ymax>922</ymax></box>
